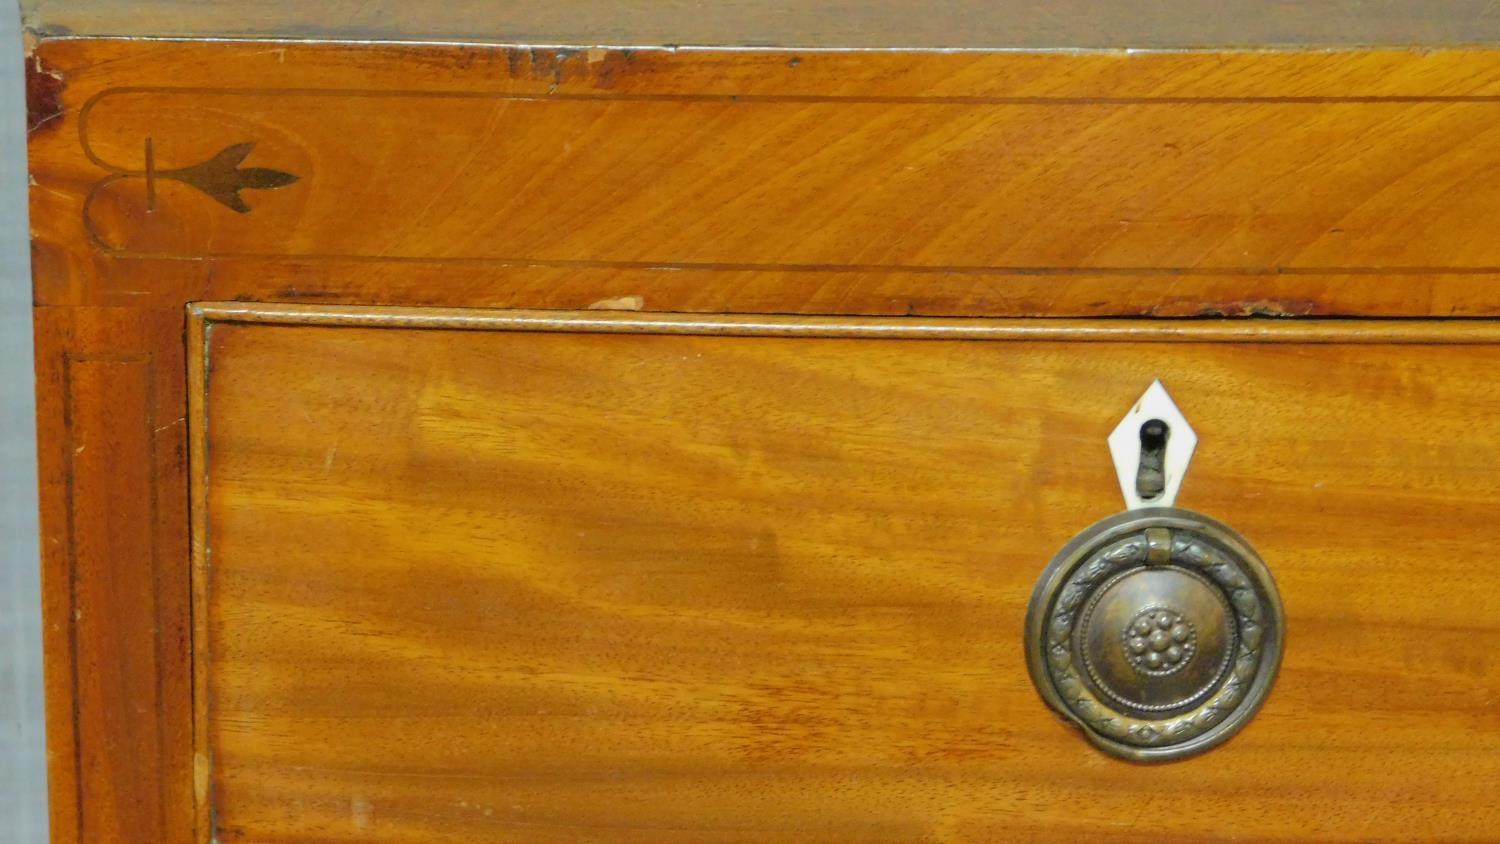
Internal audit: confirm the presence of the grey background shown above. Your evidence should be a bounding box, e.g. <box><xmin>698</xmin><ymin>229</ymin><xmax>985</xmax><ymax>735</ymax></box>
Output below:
<box><xmin>2</xmin><ymin>0</ymin><xmax>48</xmax><ymax>840</ymax></box>
<box><xmin>20</xmin><ymin>0</ymin><xmax>1500</xmax><ymax>48</ymax></box>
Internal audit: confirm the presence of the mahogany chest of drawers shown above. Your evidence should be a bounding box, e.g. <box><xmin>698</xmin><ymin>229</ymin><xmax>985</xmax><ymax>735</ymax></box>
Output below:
<box><xmin>23</xmin><ymin>2</ymin><xmax>1500</xmax><ymax>841</ymax></box>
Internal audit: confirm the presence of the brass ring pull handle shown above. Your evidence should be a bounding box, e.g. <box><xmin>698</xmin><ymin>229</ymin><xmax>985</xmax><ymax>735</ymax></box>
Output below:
<box><xmin>1024</xmin><ymin>508</ymin><xmax>1283</xmax><ymax>761</ymax></box>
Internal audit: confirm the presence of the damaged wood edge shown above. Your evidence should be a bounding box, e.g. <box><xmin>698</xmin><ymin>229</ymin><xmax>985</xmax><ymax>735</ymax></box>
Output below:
<box><xmin>504</xmin><ymin>47</ymin><xmax>639</xmax><ymax>91</ymax></box>
<box><xmin>1138</xmin><ymin>298</ymin><xmax>1319</xmax><ymax>318</ymax></box>
<box><xmin>24</xmin><ymin>31</ymin><xmax>65</xmax><ymax>137</ymax></box>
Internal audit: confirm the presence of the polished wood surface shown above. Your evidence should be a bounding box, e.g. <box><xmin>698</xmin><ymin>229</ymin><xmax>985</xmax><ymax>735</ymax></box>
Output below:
<box><xmin>188</xmin><ymin>305</ymin><xmax>1500</xmax><ymax>842</ymax></box>
<box><xmin>33</xmin><ymin>307</ymin><xmax>194</xmax><ymax>843</ymax></box>
<box><xmin>28</xmin><ymin>23</ymin><xmax>1500</xmax><ymax>842</ymax></box>
<box><xmin>78</xmin><ymin>90</ymin><xmax>1500</xmax><ymax>272</ymax></box>
<box><xmin>23</xmin><ymin>0</ymin><xmax>1500</xmax><ymax>48</ymax></box>
<box><xmin>26</xmin><ymin>39</ymin><xmax>1500</xmax><ymax>319</ymax></box>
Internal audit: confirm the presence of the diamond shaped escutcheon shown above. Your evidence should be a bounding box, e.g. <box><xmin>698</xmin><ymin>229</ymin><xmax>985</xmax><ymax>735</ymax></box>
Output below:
<box><xmin>1108</xmin><ymin>380</ymin><xmax>1197</xmax><ymax>509</ymax></box>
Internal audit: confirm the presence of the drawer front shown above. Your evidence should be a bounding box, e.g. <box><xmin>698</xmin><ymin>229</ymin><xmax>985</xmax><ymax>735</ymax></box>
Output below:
<box><xmin>188</xmin><ymin>304</ymin><xmax>1500</xmax><ymax>842</ymax></box>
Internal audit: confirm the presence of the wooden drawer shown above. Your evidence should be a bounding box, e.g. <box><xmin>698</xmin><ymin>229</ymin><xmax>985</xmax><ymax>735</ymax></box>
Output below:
<box><xmin>179</xmin><ymin>304</ymin><xmax>1500</xmax><ymax>841</ymax></box>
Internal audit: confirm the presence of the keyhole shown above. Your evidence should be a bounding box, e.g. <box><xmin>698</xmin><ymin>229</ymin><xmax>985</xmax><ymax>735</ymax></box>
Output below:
<box><xmin>1136</xmin><ymin>419</ymin><xmax>1170</xmax><ymax>501</ymax></box>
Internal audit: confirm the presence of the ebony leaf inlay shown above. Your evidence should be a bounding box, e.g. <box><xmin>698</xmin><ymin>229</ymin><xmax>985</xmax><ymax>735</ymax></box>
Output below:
<box><xmin>155</xmin><ymin>141</ymin><xmax>300</xmax><ymax>213</ymax></box>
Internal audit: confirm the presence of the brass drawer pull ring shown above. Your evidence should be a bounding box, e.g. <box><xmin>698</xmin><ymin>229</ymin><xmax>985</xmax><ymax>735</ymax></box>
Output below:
<box><xmin>1025</xmin><ymin>384</ymin><xmax>1284</xmax><ymax>761</ymax></box>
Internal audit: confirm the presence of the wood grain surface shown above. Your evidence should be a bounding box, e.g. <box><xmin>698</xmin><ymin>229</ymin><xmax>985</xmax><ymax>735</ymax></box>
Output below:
<box><xmin>26</xmin><ymin>39</ymin><xmax>1500</xmax><ymax>318</ymax></box>
<box><xmin>77</xmin><ymin>90</ymin><xmax>1500</xmax><ymax>273</ymax></box>
<box><xmin>33</xmin><ymin>307</ymin><xmax>194</xmax><ymax>844</ymax></box>
<box><xmin>28</xmin><ymin>29</ymin><xmax>1500</xmax><ymax>843</ymax></box>
<box><xmin>189</xmin><ymin>305</ymin><xmax>1500</xmax><ymax>842</ymax></box>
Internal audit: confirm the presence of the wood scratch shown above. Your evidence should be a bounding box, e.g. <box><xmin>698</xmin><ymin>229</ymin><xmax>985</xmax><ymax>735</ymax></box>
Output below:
<box><xmin>587</xmin><ymin>295</ymin><xmax>645</xmax><ymax>311</ymax></box>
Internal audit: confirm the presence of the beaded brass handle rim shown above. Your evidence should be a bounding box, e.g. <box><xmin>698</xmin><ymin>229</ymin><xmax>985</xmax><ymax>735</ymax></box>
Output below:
<box><xmin>1024</xmin><ymin>508</ymin><xmax>1284</xmax><ymax>762</ymax></box>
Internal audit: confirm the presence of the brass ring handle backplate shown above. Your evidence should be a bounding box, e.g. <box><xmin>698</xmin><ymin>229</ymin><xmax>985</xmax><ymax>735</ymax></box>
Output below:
<box><xmin>1024</xmin><ymin>507</ymin><xmax>1284</xmax><ymax>762</ymax></box>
